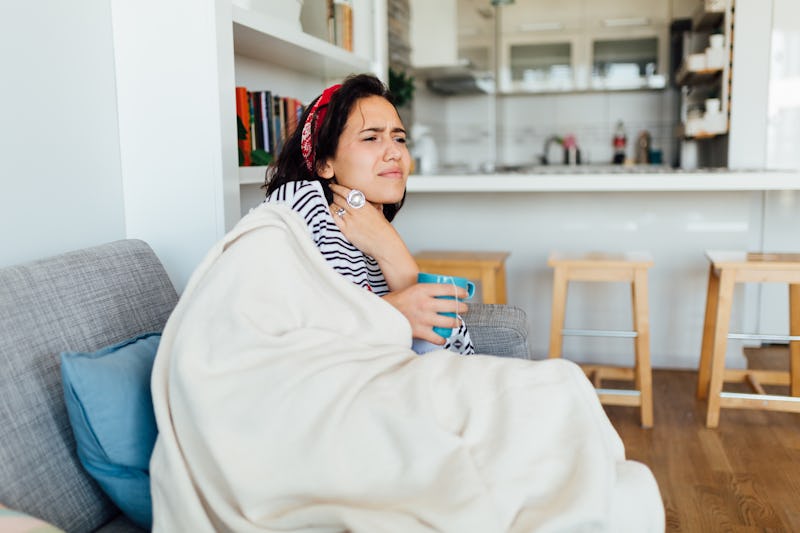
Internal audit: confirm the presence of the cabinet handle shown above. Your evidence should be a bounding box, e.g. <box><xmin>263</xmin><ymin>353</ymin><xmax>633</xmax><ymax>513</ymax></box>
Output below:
<box><xmin>518</xmin><ymin>21</ymin><xmax>564</xmax><ymax>32</ymax></box>
<box><xmin>602</xmin><ymin>17</ymin><xmax>650</xmax><ymax>28</ymax></box>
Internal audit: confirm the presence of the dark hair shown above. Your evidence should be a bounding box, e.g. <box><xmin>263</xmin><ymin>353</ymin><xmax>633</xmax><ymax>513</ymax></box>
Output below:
<box><xmin>263</xmin><ymin>73</ymin><xmax>406</xmax><ymax>222</ymax></box>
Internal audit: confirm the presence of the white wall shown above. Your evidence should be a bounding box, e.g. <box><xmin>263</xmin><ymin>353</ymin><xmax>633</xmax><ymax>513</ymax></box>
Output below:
<box><xmin>0</xmin><ymin>0</ymin><xmax>125</xmax><ymax>267</ymax></box>
<box><xmin>766</xmin><ymin>0</ymin><xmax>800</xmax><ymax>170</ymax></box>
<box><xmin>727</xmin><ymin>0</ymin><xmax>772</xmax><ymax>169</ymax></box>
<box><xmin>111</xmin><ymin>0</ymin><xmax>237</xmax><ymax>292</ymax></box>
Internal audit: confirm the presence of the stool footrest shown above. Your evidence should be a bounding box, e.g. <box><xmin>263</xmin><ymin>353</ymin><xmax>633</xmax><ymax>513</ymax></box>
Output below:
<box><xmin>562</xmin><ymin>328</ymin><xmax>638</xmax><ymax>339</ymax></box>
<box><xmin>728</xmin><ymin>332</ymin><xmax>800</xmax><ymax>342</ymax></box>
<box><xmin>719</xmin><ymin>392</ymin><xmax>800</xmax><ymax>413</ymax></box>
<box><xmin>597</xmin><ymin>388</ymin><xmax>642</xmax><ymax>407</ymax></box>
<box><xmin>723</xmin><ymin>369</ymin><xmax>790</xmax><ymax>386</ymax></box>
<box><xmin>582</xmin><ymin>365</ymin><xmax>635</xmax><ymax>381</ymax></box>
<box><xmin>596</xmin><ymin>388</ymin><xmax>640</xmax><ymax>397</ymax></box>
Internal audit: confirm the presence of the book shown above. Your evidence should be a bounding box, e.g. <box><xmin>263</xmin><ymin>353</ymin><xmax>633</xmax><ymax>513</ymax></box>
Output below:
<box><xmin>250</xmin><ymin>91</ymin><xmax>263</xmax><ymax>151</ymax></box>
<box><xmin>235</xmin><ymin>86</ymin><xmax>252</xmax><ymax>166</ymax></box>
<box><xmin>273</xmin><ymin>95</ymin><xmax>284</xmax><ymax>155</ymax></box>
<box><xmin>259</xmin><ymin>91</ymin><xmax>271</xmax><ymax>153</ymax></box>
<box><xmin>327</xmin><ymin>0</ymin><xmax>352</xmax><ymax>51</ymax></box>
<box><xmin>235</xmin><ymin>88</ymin><xmax>306</xmax><ymax>166</ymax></box>
<box><xmin>249</xmin><ymin>91</ymin><xmax>273</xmax><ymax>166</ymax></box>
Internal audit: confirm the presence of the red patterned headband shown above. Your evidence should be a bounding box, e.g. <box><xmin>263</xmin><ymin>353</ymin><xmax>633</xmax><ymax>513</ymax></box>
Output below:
<box><xmin>301</xmin><ymin>83</ymin><xmax>342</xmax><ymax>173</ymax></box>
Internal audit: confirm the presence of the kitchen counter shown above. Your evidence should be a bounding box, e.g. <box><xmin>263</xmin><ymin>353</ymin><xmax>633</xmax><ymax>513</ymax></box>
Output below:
<box><xmin>407</xmin><ymin>168</ymin><xmax>800</xmax><ymax>192</ymax></box>
<box><xmin>396</xmin><ymin>170</ymin><xmax>799</xmax><ymax>370</ymax></box>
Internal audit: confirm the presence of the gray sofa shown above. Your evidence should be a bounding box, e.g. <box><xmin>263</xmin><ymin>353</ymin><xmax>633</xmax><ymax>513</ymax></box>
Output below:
<box><xmin>0</xmin><ymin>239</ymin><xmax>529</xmax><ymax>532</ymax></box>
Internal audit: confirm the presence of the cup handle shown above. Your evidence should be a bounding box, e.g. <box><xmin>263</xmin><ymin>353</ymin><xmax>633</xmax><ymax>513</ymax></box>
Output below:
<box><xmin>466</xmin><ymin>281</ymin><xmax>475</xmax><ymax>299</ymax></box>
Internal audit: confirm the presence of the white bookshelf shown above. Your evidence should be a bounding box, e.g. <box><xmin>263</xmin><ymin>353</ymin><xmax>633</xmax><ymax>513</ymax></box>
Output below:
<box><xmin>112</xmin><ymin>0</ymin><xmax>386</xmax><ymax>290</ymax></box>
<box><xmin>232</xmin><ymin>1</ymin><xmax>387</xmax><ymax>216</ymax></box>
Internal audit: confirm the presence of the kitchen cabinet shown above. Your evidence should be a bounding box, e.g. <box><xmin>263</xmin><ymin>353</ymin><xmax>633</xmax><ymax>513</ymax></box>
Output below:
<box><xmin>583</xmin><ymin>0</ymin><xmax>668</xmax><ymax>28</ymax></box>
<box><xmin>409</xmin><ymin>0</ymin><xmax>458</xmax><ymax>68</ymax></box>
<box><xmin>412</xmin><ymin>0</ymin><xmax>671</xmax><ymax>94</ymax></box>
<box><xmin>589</xmin><ymin>33</ymin><xmax>665</xmax><ymax>90</ymax></box>
<box><xmin>452</xmin><ymin>0</ymin><xmax>669</xmax><ymax>93</ymax></box>
<box><xmin>502</xmin><ymin>35</ymin><xmax>579</xmax><ymax>92</ymax></box>
<box><xmin>455</xmin><ymin>0</ymin><xmax>494</xmax><ymax>71</ymax></box>
<box><xmin>500</xmin><ymin>0</ymin><xmax>583</xmax><ymax>34</ymax></box>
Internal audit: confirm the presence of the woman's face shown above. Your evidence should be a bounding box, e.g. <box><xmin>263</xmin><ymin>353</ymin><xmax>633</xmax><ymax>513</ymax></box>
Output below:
<box><xmin>320</xmin><ymin>95</ymin><xmax>410</xmax><ymax>207</ymax></box>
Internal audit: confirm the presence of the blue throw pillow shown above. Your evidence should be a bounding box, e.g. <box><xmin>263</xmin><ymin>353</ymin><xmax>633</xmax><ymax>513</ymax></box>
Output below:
<box><xmin>60</xmin><ymin>332</ymin><xmax>161</xmax><ymax>530</ymax></box>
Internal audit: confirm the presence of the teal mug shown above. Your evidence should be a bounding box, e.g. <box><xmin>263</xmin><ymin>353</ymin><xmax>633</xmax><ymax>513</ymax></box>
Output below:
<box><xmin>417</xmin><ymin>272</ymin><xmax>475</xmax><ymax>338</ymax></box>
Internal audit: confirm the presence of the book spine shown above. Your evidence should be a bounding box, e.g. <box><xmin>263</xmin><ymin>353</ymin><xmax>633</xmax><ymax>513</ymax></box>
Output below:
<box><xmin>235</xmin><ymin>86</ymin><xmax>252</xmax><ymax>166</ymax></box>
<box><xmin>265</xmin><ymin>91</ymin><xmax>276</xmax><ymax>155</ymax></box>
<box><xmin>273</xmin><ymin>95</ymin><xmax>284</xmax><ymax>155</ymax></box>
<box><xmin>248</xmin><ymin>93</ymin><xmax>256</xmax><ymax>152</ymax></box>
<box><xmin>251</xmin><ymin>91</ymin><xmax>263</xmax><ymax>151</ymax></box>
<box><xmin>260</xmin><ymin>91</ymin><xmax>270</xmax><ymax>153</ymax></box>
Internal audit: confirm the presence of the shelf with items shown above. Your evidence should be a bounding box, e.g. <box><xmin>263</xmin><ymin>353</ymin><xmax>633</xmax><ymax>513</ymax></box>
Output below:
<box><xmin>692</xmin><ymin>4</ymin><xmax>725</xmax><ymax>32</ymax></box>
<box><xmin>230</xmin><ymin>0</ymin><xmax>385</xmax><ymax>217</ymax></box>
<box><xmin>674</xmin><ymin>0</ymin><xmax>732</xmax><ymax>162</ymax></box>
<box><xmin>677</xmin><ymin>121</ymin><xmax>727</xmax><ymax>140</ymax></box>
<box><xmin>232</xmin><ymin>5</ymin><xmax>371</xmax><ymax>79</ymax></box>
<box><xmin>675</xmin><ymin>64</ymin><xmax>722</xmax><ymax>86</ymax></box>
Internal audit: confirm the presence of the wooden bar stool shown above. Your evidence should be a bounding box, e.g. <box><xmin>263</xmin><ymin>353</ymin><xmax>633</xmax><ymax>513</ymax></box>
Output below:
<box><xmin>414</xmin><ymin>251</ymin><xmax>510</xmax><ymax>304</ymax></box>
<box><xmin>696</xmin><ymin>251</ymin><xmax>800</xmax><ymax>428</ymax></box>
<box><xmin>548</xmin><ymin>251</ymin><xmax>654</xmax><ymax>428</ymax></box>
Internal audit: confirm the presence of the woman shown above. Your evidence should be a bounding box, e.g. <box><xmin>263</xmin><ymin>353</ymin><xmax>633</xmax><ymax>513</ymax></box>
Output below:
<box><xmin>264</xmin><ymin>74</ymin><xmax>473</xmax><ymax>354</ymax></box>
<box><xmin>149</xmin><ymin>76</ymin><xmax>663</xmax><ymax>533</ymax></box>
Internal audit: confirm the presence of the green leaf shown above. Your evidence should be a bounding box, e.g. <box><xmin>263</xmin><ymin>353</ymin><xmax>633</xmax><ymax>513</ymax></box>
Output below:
<box><xmin>388</xmin><ymin>67</ymin><xmax>415</xmax><ymax>108</ymax></box>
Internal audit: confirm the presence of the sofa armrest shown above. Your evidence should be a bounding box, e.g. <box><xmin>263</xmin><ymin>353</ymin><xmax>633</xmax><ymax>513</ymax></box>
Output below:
<box><xmin>464</xmin><ymin>304</ymin><xmax>530</xmax><ymax>359</ymax></box>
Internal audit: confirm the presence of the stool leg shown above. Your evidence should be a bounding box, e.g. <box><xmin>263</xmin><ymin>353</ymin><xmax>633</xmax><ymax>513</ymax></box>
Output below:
<box><xmin>632</xmin><ymin>267</ymin><xmax>653</xmax><ymax>428</ymax></box>
<box><xmin>790</xmin><ymin>283</ymin><xmax>800</xmax><ymax>396</ymax></box>
<box><xmin>706</xmin><ymin>269</ymin><xmax>735</xmax><ymax>428</ymax></box>
<box><xmin>549</xmin><ymin>266</ymin><xmax>568</xmax><ymax>358</ymax></box>
<box><xmin>697</xmin><ymin>264</ymin><xmax>719</xmax><ymax>400</ymax></box>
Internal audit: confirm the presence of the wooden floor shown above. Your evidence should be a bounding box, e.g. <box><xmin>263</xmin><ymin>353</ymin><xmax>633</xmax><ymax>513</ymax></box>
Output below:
<box><xmin>604</xmin><ymin>349</ymin><xmax>800</xmax><ymax>532</ymax></box>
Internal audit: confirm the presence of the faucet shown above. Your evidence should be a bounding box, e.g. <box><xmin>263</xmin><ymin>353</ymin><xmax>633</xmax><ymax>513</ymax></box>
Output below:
<box><xmin>538</xmin><ymin>135</ymin><xmax>562</xmax><ymax>165</ymax></box>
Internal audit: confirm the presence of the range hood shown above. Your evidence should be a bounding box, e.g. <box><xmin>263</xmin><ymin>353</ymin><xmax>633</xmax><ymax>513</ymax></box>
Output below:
<box><xmin>415</xmin><ymin>64</ymin><xmax>496</xmax><ymax>95</ymax></box>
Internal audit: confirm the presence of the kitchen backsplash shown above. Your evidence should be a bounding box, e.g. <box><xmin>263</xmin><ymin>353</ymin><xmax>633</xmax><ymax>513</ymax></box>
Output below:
<box><xmin>413</xmin><ymin>85</ymin><xmax>679</xmax><ymax>172</ymax></box>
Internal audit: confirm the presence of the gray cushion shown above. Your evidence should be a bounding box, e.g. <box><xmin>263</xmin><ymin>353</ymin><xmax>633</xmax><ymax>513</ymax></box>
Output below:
<box><xmin>465</xmin><ymin>304</ymin><xmax>530</xmax><ymax>359</ymax></box>
<box><xmin>0</xmin><ymin>240</ymin><xmax>177</xmax><ymax>533</ymax></box>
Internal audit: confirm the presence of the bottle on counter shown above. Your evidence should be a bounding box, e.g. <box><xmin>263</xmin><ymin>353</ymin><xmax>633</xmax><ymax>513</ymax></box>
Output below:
<box><xmin>612</xmin><ymin>120</ymin><xmax>627</xmax><ymax>165</ymax></box>
<box><xmin>635</xmin><ymin>130</ymin><xmax>651</xmax><ymax>164</ymax></box>
<box><xmin>562</xmin><ymin>134</ymin><xmax>581</xmax><ymax>166</ymax></box>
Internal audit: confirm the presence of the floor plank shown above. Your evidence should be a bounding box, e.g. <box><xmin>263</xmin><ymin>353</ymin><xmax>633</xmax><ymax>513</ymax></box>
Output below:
<box><xmin>604</xmin><ymin>366</ymin><xmax>800</xmax><ymax>532</ymax></box>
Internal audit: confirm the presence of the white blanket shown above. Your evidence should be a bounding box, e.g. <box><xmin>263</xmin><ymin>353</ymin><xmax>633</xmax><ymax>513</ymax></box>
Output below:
<box><xmin>150</xmin><ymin>204</ymin><xmax>664</xmax><ymax>532</ymax></box>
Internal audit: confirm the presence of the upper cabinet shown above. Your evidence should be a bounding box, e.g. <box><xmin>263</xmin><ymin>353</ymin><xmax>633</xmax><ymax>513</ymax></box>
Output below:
<box><xmin>501</xmin><ymin>0</ymin><xmax>583</xmax><ymax>33</ymax></box>
<box><xmin>583</xmin><ymin>0</ymin><xmax>668</xmax><ymax>27</ymax></box>
<box><xmin>409</xmin><ymin>0</ymin><xmax>459</xmax><ymax>68</ymax></box>
<box><xmin>496</xmin><ymin>0</ymin><xmax>669</xmax><ymax>93</ymax></box>
<box><xmin>413</xmin><ymin>0</ymin><xmax>671</xmax><ymax>94</ymax></box>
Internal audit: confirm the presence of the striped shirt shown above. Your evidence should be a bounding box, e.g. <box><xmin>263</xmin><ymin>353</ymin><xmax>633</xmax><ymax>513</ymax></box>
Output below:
<box><xmin>264</xmin><ymin>180</ymin><xmax>474</xmax><ymax>355</ymax></box>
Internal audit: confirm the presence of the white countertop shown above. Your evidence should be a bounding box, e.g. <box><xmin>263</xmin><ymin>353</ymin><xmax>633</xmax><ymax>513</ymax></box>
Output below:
<box><xmin>239</xmin><ymin>166</ymin><xmax>800</xmax><ymax>192</ymax></box>
<box><xmin>406</xmin><ymin>169</ymin><xmax>800</xmax><ymax>192</ymax></box>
